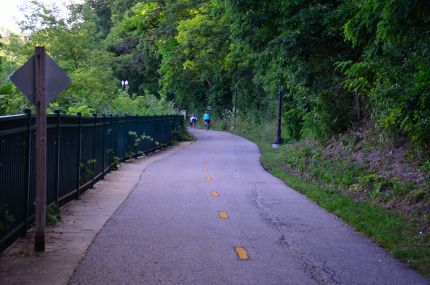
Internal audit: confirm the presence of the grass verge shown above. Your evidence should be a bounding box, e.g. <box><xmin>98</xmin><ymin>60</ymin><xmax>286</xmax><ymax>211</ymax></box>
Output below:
<box><xmin>230</xmin><ymin>125</ymin><xmax>430</xmax><ymax>278</ymax></box>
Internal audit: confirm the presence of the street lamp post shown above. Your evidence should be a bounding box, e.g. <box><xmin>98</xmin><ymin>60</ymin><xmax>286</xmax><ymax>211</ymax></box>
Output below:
<box><xmin>121</xmin><ymin>80</ymin><xmax>128</xmax><ymax>92</ymax></box>
<box><xmin>233</xmin><ymin>87</ymin><xmax>237</xmax><ymax>130</ymax></box>
<box><xmin>272</xmin><ymin>85</ymin><xmax>283</xmax><ymax>148</ymax></box>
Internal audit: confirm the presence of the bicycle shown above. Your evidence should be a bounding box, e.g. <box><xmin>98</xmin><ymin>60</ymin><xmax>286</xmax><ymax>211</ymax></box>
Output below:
<box><xmin>189</xmin><ymin>118</ymin><xmax>196</xmax><ymax>128</ymax></box>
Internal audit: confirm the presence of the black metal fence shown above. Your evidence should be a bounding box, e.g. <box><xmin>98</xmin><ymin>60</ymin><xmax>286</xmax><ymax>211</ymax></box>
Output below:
<box><xmin>0</xmin><ymin>111</ymin><xmax>183</xmax><ymax>252</ymax></box>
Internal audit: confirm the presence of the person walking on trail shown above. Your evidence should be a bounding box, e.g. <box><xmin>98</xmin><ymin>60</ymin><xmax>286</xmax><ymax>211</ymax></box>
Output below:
<box><xmin>204</xmin><ymin>111</ymin><xmax>211</xmax><ymax>130</ymax></box>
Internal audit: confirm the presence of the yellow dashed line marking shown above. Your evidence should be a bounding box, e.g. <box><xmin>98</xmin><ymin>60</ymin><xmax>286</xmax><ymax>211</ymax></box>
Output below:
<box><xmin>205</xmin><ymin>176</ymin><xmax>212</xmax><ymax>182</ymax></box>
<box><xmin>202</xmin><ymin>168</ymin><xmax>208</xmax><ymax>172</ymax></box>
<box><xmin>210</xmin><ymin>191</ymin><xmax>219</xmax><ymax>198</ymax></box>
<box><xmin>218</xmin><ymin>211</ymin><xmax>229</xmax><ymax>219</ymax></box>
<box><xmin>203</xmin><ymin>162</ymin><xmax>209</xmax><ymax>165</ymax></box>
<box><xmin>235</xmin><ymin>247</ymin><xmax>249</xmax><ymax>260</ymax></box>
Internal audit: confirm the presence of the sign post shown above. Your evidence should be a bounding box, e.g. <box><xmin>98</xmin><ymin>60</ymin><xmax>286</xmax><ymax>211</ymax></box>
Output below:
<box><xmin>11</xmin><ymin>46</ymin><xmax>71</xmax><ymax>252</ymax></box>
<box><xmin>34</xmin><ymin>47</ymin><xmax>47</xmax><ymax>251</ymax></box>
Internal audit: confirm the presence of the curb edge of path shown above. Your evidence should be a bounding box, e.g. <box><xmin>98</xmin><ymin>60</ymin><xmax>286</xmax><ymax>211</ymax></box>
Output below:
<box><xmin>0</xmin><ymin>141</ymin><xmax>192</xmax><ymax>285</ymax></box>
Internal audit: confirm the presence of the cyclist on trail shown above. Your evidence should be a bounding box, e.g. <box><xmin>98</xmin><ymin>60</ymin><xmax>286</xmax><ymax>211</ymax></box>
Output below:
<box><xmin>203</xmin><ymin>111</ymin><xmax>211</xmax><ymax>130</ymax></box>
<box><xmin>189</xmin><ymin>113</ymin><xmax>197</xmax><ymax>127</ymax></box>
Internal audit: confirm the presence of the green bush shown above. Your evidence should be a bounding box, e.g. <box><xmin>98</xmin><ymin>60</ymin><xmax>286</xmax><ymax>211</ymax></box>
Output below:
<box><xmin>171</xmin><ymin>124</ymin><xmax>194</xmax><ymax>142</ymax></box>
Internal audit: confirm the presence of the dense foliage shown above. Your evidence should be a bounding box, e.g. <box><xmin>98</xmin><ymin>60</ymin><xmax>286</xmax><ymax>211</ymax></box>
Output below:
<box><xmin>0</xmin><ymin>0</ymin><xmax>429</xmax><ymax>149</ymax></box>
<box><xmin>0</xmin><ymin>0</ymin><xmax>173</xmax><ymax>116</ymax></box>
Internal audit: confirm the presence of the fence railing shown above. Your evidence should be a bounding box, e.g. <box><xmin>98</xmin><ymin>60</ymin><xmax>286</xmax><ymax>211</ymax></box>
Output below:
<box><xmin>0</xmin><ymin>111</ymin><xmax>183</xmax><ymax>252</ymax></box>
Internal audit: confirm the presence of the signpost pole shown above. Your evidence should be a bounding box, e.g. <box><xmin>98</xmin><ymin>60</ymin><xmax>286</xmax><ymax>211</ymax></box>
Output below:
<box><xmin>11</xmin><ymin>45</ymin><xmax>71</xmax><ymax>252</ymax></box>
<box><xmin>34</xmin><ymin>46</ymin><xmax>47</xmax><ymax>252</ymax></box>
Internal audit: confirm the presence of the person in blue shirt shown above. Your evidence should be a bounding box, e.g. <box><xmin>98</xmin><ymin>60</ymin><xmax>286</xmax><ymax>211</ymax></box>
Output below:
<box><xmin>203</xmin><ymin>111</ymin><xmax>210</xmax><ymax>130</ymax></box>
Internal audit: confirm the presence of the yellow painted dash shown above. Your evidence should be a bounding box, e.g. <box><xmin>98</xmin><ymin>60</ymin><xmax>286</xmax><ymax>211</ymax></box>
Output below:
<box><xmin>210</xmin><ymin>191</ymin><xmax>219</xmax><ymax>198</ymax></box>
<box><xmin>235</xmin><ymin>247</ymin><xmax>249</xmax><ymax>260</ymax></box>
<box><xmin>203</xmin><ymin>162</ymin><xmax>209</xmax><ymax>165</ymax></box>
<box><xmin>202</xmin><ymin>168</ymin><xmax>208</xmax><ymax>172</ymax></box>
<box><xmin>205</xmin><ymin>176</ymin><xmax>212</xmax><ymax>182</ymax></box>
<box><xmin>218</xmin><ymin>211</ymin><xmax>229</xmax><ymax>219</ymax></box>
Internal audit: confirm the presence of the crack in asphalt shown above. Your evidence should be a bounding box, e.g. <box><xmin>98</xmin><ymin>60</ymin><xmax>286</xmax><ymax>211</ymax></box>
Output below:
<box><xmin>250</xmin><ymin>185</ymin><xmax>341</xmax><ymax>285</ymax></box>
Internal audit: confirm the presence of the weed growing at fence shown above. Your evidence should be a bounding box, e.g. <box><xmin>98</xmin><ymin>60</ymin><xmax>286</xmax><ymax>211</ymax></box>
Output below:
<box><xmin>46</xmin><ymin>204</ymin><xmax>61</xmax><ymax>225</ymax></box>
<box><xmin>79</xmin><ymin>159</ymin><xmax>96</xmax><ymax>184</ymax></box>
<box><xmin>0</xmin><ymin>203</ymin><xmax>15</xmax><ymax>232</ymax></box>
<box><xmin>127</xmin><ymin>131</ymin><xmax>159</xmax><ymax>158</ymax></box>
<box><xmin>112</xmin><ymin>156</ymin><xmax>121</xmax><ymax>170</ymax></box>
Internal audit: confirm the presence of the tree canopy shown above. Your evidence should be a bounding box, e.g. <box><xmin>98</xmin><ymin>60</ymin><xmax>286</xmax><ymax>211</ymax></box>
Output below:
<box><xmin>0</xmin><ymin>0</ymin><xmax>429</xmax><ymax>148</ymax></box>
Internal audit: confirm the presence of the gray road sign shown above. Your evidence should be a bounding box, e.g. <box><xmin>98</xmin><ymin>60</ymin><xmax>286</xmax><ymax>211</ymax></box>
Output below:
<box><xmin>10</xmin><ymin>47</ymin><xmax>72</xmax><ymax>252</ymax></box>
<box><xmin>10</xmin><ymin>55</ymin><xmax>35</xmax><ymax>103</ymax></box>
<box><xmin>10</xmin><ymin>52</ymin><xmax>71</xmax><ymax>106</ymax></box>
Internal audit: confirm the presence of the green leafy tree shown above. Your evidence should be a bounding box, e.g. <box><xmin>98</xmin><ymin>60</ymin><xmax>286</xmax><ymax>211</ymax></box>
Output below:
<box><xmin>343</xmin><ymin>0</ymin><xmax>430</xmax><ymax>148</ymax></box>
<box><xmin>159</xmin><ymin>2</ymin><xmax>231</xmax><ymax>114</ymax></box>
<box><xmin>0</xmin><ymin>0</ymin><xmax>173</xmax><ymax>116</ymax></box>
<box><xmin>1</xmin><ymin>0</ymin><xmax>429</xmax><ymax>149</ymax></box>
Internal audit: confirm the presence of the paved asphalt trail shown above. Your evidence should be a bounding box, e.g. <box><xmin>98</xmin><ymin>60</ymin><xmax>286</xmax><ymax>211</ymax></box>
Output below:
<box><xmin>70</xmin><ymin>129</ymin><xmax>428</xmax><ymax>285</ymax></box>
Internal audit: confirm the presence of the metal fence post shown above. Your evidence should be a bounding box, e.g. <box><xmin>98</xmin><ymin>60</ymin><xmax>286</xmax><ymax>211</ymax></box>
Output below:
<box><xmin>91</xmin><ymin>113</ymin><xmax>97</xmax><ymax>188</ymax></box>
<box><xmin>160</xmin><ymin>116</ymin><xmax>164</xmax><ymax>146</ymax></box>
<box><xmin>123</xmin><ymin>114</ymin><xmax>128</xmax><ymax>162</ymax></box>
<box><xmin>157</xmin><ymin>116</ymin><xmax>161</xmax><ymax>148</ymax></box>
<box><xmin>115</xmin><ymin>115</ymin><xmax>119</xmax><ymax>161</ymax></box>
<box><xmin>101</xmin><ymin>114</ymin><xmax>106</xmax><ymax>179</ymax></box>
<box><xmin>76</xmin><ymin>112</ymin><xmax>82</xmax><ymax>199</ymax></box>
<box><xmin>110</xmin><ymin>114</ymin><xmax>114</xmax><ymax>167</ymax></box>
<box><xmin>171</xmin><ymin>115</ymin><xmax>175</xmax><ymax>145</ymax></box>
<box><xmin>168</xmin><ymin>116</ymin><xmax>171</xmax><ymax>145</ymax></box>
<box><xmin>54</xmin><ymin>110</ymin><xmax>60</xmax><ymax>205</ymax></box>
<box><xmin>135</xmin><ymin>114</ymin><xmax>139</xmax><ymax>156</ymax></box>
<box><xmin>22</xmin><ymin>108</ymin><xmax>32</xmax><ymax>237</ymax></box>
